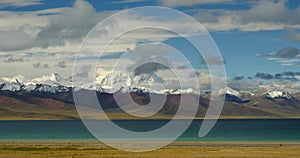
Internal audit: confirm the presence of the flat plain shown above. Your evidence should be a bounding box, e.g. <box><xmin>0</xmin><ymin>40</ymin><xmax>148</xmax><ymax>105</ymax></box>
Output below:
<box><xmin>0</xmin><ymin>141</ymin><xmax>299</xmax><ymax>158</ymax></box>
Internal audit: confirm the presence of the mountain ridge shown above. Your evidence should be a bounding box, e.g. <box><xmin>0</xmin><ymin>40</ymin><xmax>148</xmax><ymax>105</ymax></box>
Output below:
<box><xmin>0</xmin><ymin>73</ymin><xmax>300</xmax><ymax>120</ymax></box>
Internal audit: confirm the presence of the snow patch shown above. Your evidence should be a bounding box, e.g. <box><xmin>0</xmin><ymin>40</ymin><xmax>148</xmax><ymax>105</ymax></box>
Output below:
<box><xmin>265</xmin><ymin>90</ymin><xmax>293</xmax><ymax>99</ymax></box>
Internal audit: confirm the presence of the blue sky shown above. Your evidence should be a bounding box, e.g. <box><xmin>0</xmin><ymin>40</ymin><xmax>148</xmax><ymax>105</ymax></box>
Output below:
<box><xmin>212</xmin><ymin>30</ymin><xmax>300</xmax><ymax>77</ymax></box>
<box><xmin>1</xmin><ymin>0</ymin><xmax>300</xmax><ymax>91</ymax></box>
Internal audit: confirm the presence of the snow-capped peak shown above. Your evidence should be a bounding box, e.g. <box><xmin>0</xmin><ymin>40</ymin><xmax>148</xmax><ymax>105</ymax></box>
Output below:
<box><xmin>99</xmin><ymin>71</ymin><xmax>131</xmax><ymax>87</ymax></box>
<box><xmin>28</xmin><ymin>72</ymin><xmax>71</xmax><ymax>87</ymax></box>
<box><xmin>98</xmin><ymin>71</ymin><xmax>159</xmax><ymax>86</ymax></box>
<box><xmin>0</xmin><ymin>78</ymin><xmax>24</xmax><ymax>92</ymax></box>
<box><xmin>265</xmin><ymin>90</ymin><xmax>293</xmax><ymax>99</ymax></box>
<box><xmin>49</xmin><ymin>73</ymin><xmax>62</xmax><ymax>82</ymax></box>
<box><xmin>97</xmin><ymin>71</ymin><xmax>163</xmax><ymax>93</ymax></box>
<box><xmin>215</xmin><ymin>87</ymin><xmax>240</xmax><ymax>97</ymax></box>
<box><xmin>1</xmin><ymin>75</ymin><xmax>25</xmax><ymax>83</ymax></box>
<box><xmin>30</xmin><ymin>73</ymin><xmax>62</xmax><ymax>83</ymax></box>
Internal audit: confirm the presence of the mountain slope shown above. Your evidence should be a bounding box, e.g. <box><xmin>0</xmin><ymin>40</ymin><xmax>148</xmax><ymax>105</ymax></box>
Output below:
<box><xmin>0</xmin><ymin>88</ymin><xmax>299</xmax><ymax>120</ymax></box>
<box><xmin>0</xmin><ymin>73</ymin><xmax>300</xmax><ymax>120</ymax></box>
<box><xmin>0</xmin><ymin>95</ymin><xmax>77</xmax><ymax>120</ymax></box>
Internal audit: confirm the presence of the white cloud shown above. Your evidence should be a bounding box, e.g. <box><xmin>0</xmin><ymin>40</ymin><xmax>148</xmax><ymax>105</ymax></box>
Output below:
<box><xmin>0</xmin><ymin>11</ymin><xmax>50</xmax><ymax>30</ymax></box>
<box><xmin>0</xmin><ymin>24</ymin><xmax>39</xmax><ymax>51</ymax></box>
<box><xmin>0</xmin><ymin>0</ymin><xmax>43</xmax><ymax>8</ymax></box>
<box><xmin>0</xmin><ymin>0</ymin><xmax>115</xmax><ymax>52</ymax></box>
<box><xmin>285</xmin><ymin>28</ymin><xmax>300</xmax><ymax>43</ymax></box>
<box><xmin>112</xmin><ymin>0</ymin><xmax>145</xmax><ymax>4</ymax></box>
<box><xmin>2</xmin><ymin>0</ymin><xmax>300</xmax><ymax>54</ymax></box>
<box><xmin>193</xmin><ymin>10</ymin><xmax>219</xmax><ymax>23</ymax></box>
<box><xmin>200</xmin><ymin>55</ymin><xmax>226</xmax><ymax>65</ymax></box>
<box><xmin>0</xmin><ymin>53</ymin><xmax>74</xmax><ymax>78</ymax></box>
<box><xmin>239</xmin><ymin>0</ymin><xmax>300</xmax><ymax>25</ymax></box>
<box><xmin>2</xmin><ymin>0</ymin><xmax>300</xmax><ymax>81</ymax></box>
<box><xmin>36</xmin><ymin>0</ymin><xmax>115</xmax><ymax>48</ymax></box>
<box><xmin>281</xmin><ymin>63</ymin><xmax>293</xmax><ymax>66</ymax></box>
<box><xmin>192</xmin><ymin>0</ymin><xmax>300</xmax><ymax>31</ymax></box>
<box><xmin>228</xmin><ymin>79</ymin><xmax>262</xmax><ymax>91</ymax></box>
<box><xmin>259</xmin><ymin>80</ymin><xmax>300</xmax><ymax>93</ymax></box>
<box><xmin>159</xmin><ymin>0</ymin><xmax>234</xmax><ymax>8</ymax></box>
<box><xmin>258</xmin><ymin>47</ymin><xmax>300</xmax><ymax>67</ymax></box>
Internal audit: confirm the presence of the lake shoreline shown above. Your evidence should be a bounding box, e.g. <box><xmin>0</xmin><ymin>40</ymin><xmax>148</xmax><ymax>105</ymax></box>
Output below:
<box><xmin>0</xmin><ymin>117</ymin><xmax>300</xmax><ymax>121</ymax></box>
<box><xmin>1</xmin><ymin>140</ymin><xmax>300</xmax><ymax>146</ymax></box>
<box><xmin>0</xmin><ymin>141</ymin><xmax>299</xmax><ymax>158</ymax></box>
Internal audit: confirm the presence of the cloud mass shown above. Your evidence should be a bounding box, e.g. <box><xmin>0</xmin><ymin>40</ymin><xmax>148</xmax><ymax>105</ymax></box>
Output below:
<box><xmin>257</xmin><ymin>47</ymin><xmax>300</xmax><ymax>66</ymax></box>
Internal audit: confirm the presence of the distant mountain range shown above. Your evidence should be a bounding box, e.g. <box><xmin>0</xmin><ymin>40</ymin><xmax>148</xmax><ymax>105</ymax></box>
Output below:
<box><xmin>0</xmin><ymin>73</ymin><xmax>300</xmax><ymax>120</ymax></box>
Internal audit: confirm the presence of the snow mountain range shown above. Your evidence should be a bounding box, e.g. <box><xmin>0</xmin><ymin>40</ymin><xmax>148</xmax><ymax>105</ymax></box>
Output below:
<box><xmin>0</xmin><ymin>72</ymin><xmax>297</xmax><ymax>100</ymax></box>
<box><xmin>0</xmin><ymin>72</ymin><xmax>199</xmax><ymax>94</ymax></box>
<box><xmin>0</xmin><ymin>72</ymin><xmax>300</xmax><ymax>120</ymax></box>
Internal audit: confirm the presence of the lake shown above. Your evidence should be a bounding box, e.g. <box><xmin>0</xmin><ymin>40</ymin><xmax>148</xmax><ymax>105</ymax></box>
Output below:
<box><xmin>0</xmin><ymin>119</ymin><xmax>299</xmax><ymax>142</ymax></box>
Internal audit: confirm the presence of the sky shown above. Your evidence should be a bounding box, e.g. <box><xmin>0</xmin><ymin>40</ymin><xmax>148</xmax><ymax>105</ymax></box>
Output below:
<box><xmin>1</xmin><ymin>0</ymin><xmax>300</xmax><ymax>92</ymax></box>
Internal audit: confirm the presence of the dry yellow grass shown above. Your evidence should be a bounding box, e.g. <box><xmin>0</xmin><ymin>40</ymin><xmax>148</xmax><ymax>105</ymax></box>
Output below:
<box><xmin>0</xmin><ymin>141</ymin><xmax>299</xmax><ymax>158</ymax></box>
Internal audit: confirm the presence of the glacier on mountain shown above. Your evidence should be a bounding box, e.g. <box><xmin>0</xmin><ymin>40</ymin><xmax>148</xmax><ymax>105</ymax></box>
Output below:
<box><xmin>265</xmin><ymin>90</ymin><xmax>293</xmax><ymax>99</ymax></box>
<box><xmin>0</xmin><ymin>72</ymin><xmax>295</xmax><ymax>97</ymax></box>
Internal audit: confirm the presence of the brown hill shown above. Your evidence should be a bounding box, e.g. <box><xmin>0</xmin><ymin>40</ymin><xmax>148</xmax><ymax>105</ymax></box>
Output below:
<box><xmin>0</xmin><ymin>89</ymin><xmax>299</xmax><ymax>120</ymax></box>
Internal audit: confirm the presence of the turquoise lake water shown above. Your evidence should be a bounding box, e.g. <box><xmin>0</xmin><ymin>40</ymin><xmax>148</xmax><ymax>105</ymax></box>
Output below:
<box><xmin>0</xmin><ymin>119</ymin><xmax>299</xmax><ymax>142</ymax></box>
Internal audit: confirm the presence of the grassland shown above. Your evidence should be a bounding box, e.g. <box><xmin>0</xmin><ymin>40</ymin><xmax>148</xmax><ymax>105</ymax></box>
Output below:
<box><xmin>0</xmin><ymin>141</ymin><xmax>299</xmax><ymax>158</ymax></box>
